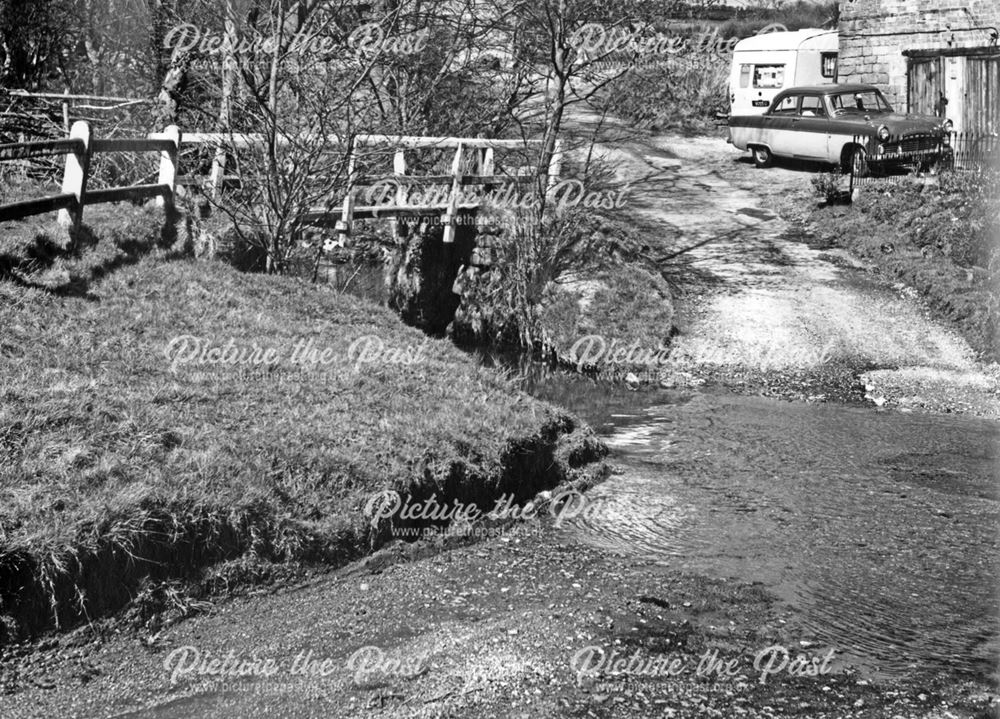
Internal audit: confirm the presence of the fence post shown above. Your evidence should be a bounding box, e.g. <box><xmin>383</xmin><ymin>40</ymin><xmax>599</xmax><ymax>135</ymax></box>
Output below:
<box><xmin>57</xmin><ymin>120</ymin><xmax>91</xmax><ymax>237</ymax></box>
<box><xmin>157</xmin><ymin>125</ymin><xmax>180</xmax><ymax>211</ymax></box>
<box><xmin>848</xmin><ymin>134</ymin><xmax>858</xmax><ymax>202</ymax></box>
<box><xmin>442</xmin><ymin>143</ymin><xmax>464</xmax><ymax>244</ymax></box>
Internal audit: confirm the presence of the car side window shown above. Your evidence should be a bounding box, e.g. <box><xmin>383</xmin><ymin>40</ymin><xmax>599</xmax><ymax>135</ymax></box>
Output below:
<box><xmin>800</xmin><ymin>95</ymin><xmax>826</xmax><ymax>117</ymax></box>
<box><xmin>772</xmin><ymin>95</ymin><xmax>799</xmax><ymax>114</ymax></box>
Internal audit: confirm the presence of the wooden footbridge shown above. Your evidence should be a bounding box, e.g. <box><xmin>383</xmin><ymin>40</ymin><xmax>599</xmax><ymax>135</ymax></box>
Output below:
<box><xmin>0</xmin><ymin>122</ymin><xmax>564</xmax><ymax>244</ymax></box>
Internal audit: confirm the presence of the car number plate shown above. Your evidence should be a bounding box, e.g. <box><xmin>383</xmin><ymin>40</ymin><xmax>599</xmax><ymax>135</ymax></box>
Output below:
<box><xmin>752</xmin><ymin>100</ymin><xmax>770</xmax><ymax>107</ymax></box>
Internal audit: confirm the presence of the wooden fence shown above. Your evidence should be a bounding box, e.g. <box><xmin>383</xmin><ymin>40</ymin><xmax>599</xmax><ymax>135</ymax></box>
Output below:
<box><xmin>0</xmin><ymin>122</ymin><xmax>562</xmax><ymax>245</ymax></box>
<box><xmin>0</xmin><ymin>121</ymin><xmax>178</xmax><ymax>232</ymax></box>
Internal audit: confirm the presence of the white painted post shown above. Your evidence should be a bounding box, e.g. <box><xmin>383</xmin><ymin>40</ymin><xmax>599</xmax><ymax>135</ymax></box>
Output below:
<box><xmin>157</xmin><ymin>125</ymin><xmax>180</xmax><ymax>210</ymax></box>
<box><xmin>336</xmin><ymin>147</ymin><xmax>356</xmax><ymax>242</ymax></box>
<box><xmin>61</xmin><ymin>88</ymin><xmax>70</xmax><ymax>135</ymax></box>
<box><xmin>58</xmin><ymin>120</ymin><xmax>91</xmax><ymax>235</ymax></box>
<box><xmin>442</xmin><ymin>143</ymin><xmax>463</xmax><ymax>244</ymax></box>
<box><xmin>481</xmin><ymin>147</ymin><xmax>494</xmax><ymax>177</ymax></box>
<box><xmin>391</xmin><ymin>149</ymin><xmax>407</xmax><ymax>241</ymax></box>
<box><xmin>546</xmin><ymin>138</ymin><xmax>563</xmax><ymax>194</ymax></box>
<box><xmin>209</xmin><ymin>145</ymin><xmax>226</xmax><ymax>199</ymax></box>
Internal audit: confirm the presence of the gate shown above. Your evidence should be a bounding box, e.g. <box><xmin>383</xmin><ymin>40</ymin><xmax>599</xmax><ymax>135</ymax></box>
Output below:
<box><xmin>963</xmin><ymin>55</ymin><xmax>1000</xmax><ymax>135</ymax></box>
<box><xmin>907</xmin><ymin>57</ymin><xmax>947</xmax><ymax>117</ymax></box>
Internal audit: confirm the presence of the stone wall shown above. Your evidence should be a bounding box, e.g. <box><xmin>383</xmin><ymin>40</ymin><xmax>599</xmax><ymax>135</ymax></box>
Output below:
<box><xmin>838</xmin><ymin>0</ymin><xmax>1000</xmax><ymax>112</ymax></box>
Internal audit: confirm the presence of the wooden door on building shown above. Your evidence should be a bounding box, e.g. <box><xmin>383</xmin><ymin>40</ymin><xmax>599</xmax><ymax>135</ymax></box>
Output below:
<box><xmin>907</xmin><ymin>57</ymin><xmax>947</xmax><ymax>117</ymax></box>
<box><xmin>963</xmin><ymin>55</ymin><xmax>1000</xmax><ymax>134</ymax></box>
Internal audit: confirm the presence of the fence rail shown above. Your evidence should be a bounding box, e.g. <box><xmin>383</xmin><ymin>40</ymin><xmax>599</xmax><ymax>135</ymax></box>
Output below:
<box><xmin>0</xmin><ymin>138</ymin><xmax>84</xmax><ymax>161</ymax></box>
<box><xmin>0</xmin><ymin>123</ymin><xmax>560</xmax><ymax>245</ymax></box>
<box><xmin>0</xmin><ymin>120</ymin><xmax>178</xmax><ymax>233</ymax></box>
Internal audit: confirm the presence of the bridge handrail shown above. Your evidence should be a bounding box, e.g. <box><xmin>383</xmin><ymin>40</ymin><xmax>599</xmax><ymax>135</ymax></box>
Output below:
<box><xmin>0</xmin><ymin>123</ymin><xmax>562</xmax><ymax>245</ymax></box>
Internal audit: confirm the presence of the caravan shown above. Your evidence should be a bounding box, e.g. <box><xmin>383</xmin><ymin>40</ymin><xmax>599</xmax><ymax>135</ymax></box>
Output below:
<box><xmin>728</xmin><ymin>29</ymin><xmax>839</xmax><ymax>116</ymax></box>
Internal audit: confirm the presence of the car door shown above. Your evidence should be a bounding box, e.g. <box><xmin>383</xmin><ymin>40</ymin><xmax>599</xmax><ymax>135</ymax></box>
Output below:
<box><xmin>787</xmin><ymin>94</ymin><xmax>832</xmax><ymax>160</ymax></box>
<box><xmin>762</xmin><ymin>93</ymin><xmax>801</xmax><ymax>157</ymax></box>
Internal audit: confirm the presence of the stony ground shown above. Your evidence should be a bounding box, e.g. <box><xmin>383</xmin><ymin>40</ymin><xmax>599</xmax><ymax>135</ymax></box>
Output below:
<box><xmin>1</xmin><ymin>512</ymin><xmax>994</xmax><ymax>719</ymax></box>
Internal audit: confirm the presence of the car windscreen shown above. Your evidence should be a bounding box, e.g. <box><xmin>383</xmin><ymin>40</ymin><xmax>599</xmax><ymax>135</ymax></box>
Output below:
<box><xmin>830</xmin><ymin>90</ymin><xmax>892</xmax><ymax>114</ymax></box>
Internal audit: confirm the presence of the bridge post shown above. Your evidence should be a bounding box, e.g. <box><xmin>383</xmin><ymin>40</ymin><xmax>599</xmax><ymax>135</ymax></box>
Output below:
<box><xmin>391</xmin><ymin>149</ymin><xmax>407</xmax><ymax>241</ymax></box>
<box><xmin>209</xmin><ymin>145</ymin><xmax>226</xmax><ymax>199</ymax></box>
<box><xmin>57</xmin><ymin>120</ymin><xmax>91</xmax><ymax>238</ymax></box>
<box><xmin>442</xmin><ymin>143</ymin><xmax>464</xmax><ymax>244</ymax></box>
<box><xmin>337</xmin><ymin>146</ymin><xmax>357</xmax><ymax>242</ymax></box>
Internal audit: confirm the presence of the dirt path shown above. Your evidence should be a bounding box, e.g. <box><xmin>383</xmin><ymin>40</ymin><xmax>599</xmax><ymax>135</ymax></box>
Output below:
<box><xmin>568</xmin><ymin>108</ymin><xmax>1000</xmax><ymax>417</ymax></box>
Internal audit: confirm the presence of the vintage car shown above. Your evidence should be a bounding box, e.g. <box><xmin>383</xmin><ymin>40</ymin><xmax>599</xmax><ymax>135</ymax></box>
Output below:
<box><xmin>728</xmin><ymin>83</ymin><xmax>954</xmax><ymax>174</ymax></box>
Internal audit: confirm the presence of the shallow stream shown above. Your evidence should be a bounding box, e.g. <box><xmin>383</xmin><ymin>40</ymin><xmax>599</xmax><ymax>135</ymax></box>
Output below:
<box><xmin>520</xmin><ymin>368</ymin><xmax>999</xmax><ymax>683</ymax></box>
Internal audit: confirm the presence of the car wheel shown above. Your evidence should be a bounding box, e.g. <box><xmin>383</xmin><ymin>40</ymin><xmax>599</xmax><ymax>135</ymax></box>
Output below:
<box><xmin>849</xmin><ymin>146</ymin><xmax>869</xmax><ymax>177</ymax></box>
<box><xmin>752</xmin><ymin>146</ymin><xmax>773</xmax><ymax>169</ymax></box>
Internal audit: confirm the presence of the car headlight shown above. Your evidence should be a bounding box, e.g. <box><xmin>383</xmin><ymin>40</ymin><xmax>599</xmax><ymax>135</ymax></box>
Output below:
<box><xmin>943</xmin><ymin>119</ymin><xmax>954</xmax><ymax>132</ymax></box>
<box><xmin>877</xmin><ymin>125</ymin><xmax>891</xmax><ymax>142</ymax></box>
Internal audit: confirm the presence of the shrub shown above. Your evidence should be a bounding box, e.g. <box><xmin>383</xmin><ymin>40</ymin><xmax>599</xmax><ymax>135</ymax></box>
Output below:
<box><xmin>602</xmin><ymin>59</ymin><xmax>729</xmax><ymax>134</ymax></box>
<box><xmin>811</xmin><ymin>171</ymin><xmax>850</xmax><ymax>205</ymax></box>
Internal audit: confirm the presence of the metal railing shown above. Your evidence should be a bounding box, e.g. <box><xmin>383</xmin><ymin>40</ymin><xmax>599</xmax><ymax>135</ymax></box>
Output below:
<box><xmin>849</xmin><ymin>131</ymin><xmax>999</xmax><ymax>192</ymax></box>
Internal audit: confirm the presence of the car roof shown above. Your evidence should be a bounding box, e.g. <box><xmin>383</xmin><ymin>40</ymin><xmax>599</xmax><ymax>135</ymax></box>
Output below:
<box><xmin>778</xmin><ymin>83</ymin><xmax>879</xmax><ymax>95</ymax></box>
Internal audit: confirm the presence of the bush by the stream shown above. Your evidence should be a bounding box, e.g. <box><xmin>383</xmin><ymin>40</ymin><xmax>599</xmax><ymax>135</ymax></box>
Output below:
<box><xmin>452</xmin><ymin>207</ymin><xmax>674</xmax><ymax>365</ymax></box>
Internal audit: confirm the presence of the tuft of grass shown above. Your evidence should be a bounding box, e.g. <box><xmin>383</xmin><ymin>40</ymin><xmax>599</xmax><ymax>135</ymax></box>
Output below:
<box><xmin>1</xmin><ymin>196</ymin><xmax>174</xmax><ymax>295</ymax></box>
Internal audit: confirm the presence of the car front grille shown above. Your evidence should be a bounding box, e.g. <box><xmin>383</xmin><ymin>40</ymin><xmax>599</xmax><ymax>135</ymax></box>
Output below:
<box><xmin>890</xmin><ymin>135</ymin><xmax>942</xmax><ymax>154</ymax></box>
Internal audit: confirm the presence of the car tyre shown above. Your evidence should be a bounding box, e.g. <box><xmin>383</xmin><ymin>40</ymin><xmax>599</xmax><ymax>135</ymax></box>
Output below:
<box><xmin>752</xmin><ymin>146</ymin><xmax>773</xmax><ymax>169</ymax></box>
<box><xmin>848</xmin><ymin>146</ymin><xmax>869</xmax><ymax>177</ymax></box>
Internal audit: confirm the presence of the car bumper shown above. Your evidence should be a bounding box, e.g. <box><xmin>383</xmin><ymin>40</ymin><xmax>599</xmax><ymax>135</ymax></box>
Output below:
<box><xmin>870</xmin><ymin>146</ymin><xmax>953</xmax><ymax>164</ymax></box>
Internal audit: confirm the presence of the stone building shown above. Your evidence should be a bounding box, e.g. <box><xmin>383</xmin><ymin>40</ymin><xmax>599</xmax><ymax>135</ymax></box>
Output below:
<box><xmin>838</xmin><ymin>0</ymin><xmax>1000</xmax><ymax>133</ymax></box>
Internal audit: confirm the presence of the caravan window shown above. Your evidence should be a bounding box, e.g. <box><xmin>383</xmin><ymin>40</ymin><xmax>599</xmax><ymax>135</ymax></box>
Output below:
<box><xmin>822</xmin><ymin>53</ymin><xmax>838</xmax><ymax>79</ymax></box>
<box><xmin>739</xmin><ymin>64</ymin><xmax>752</xmax><ymax>88</ymax></box>
<box><xmin>753</xmin><ymin>64</ymin><xmax>785</xmax><ymax>89</ymax></box>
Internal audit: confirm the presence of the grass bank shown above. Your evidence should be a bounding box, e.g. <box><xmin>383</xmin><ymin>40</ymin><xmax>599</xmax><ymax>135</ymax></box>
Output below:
<box><xmin>0</xmin><ymin>207</ymin><xmax>607</xmax><ymax>644</ymax></box>
<box><xmin>777</xmin><ymin>171</ymin><xmax>1000</xmax><ymax>363</ymax></box>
